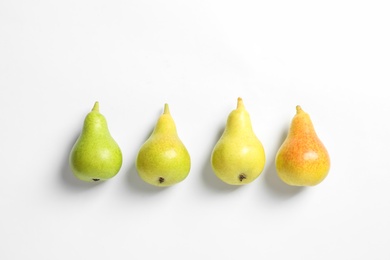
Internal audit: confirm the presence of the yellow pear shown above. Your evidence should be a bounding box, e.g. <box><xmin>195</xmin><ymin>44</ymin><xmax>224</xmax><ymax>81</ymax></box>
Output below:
<box><xmin>275</xmin><ymin>106</ymin><xmax>330</xmax><ymax>186</ymax></box>
<box><xmin>211</xmin><ymin>97</ymin><xmax>266</xmax><ymax>185</ymax></box>
<box><xmin>136</xmin><ymin>104</ymin><xmax>191</xmax><ymax>187</ymax></box>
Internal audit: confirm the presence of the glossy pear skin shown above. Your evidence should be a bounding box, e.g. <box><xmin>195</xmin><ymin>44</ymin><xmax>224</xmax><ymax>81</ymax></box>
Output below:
<box><xmin>276</xmin><ymin>106</ymin><xmax>330</xmax><ymax>186</ymax></box>
<box><xmin>136</xmin><ymin>104</ymin><xmax>191</xmax><ymax>187</ymax></box>
<box><xmin>211</xmin><ymin>98</ymin><xmax>266</xmax><ymax>185</ymax></box>
<box><xmin>69</xmin><ymin>102</ymin><xmax>122</xmax><ymax>182</ymax></box>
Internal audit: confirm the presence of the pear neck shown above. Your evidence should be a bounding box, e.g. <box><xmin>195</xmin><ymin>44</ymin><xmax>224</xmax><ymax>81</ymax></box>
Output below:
<box><xmin>82</xmin><ymin>112</ymin><xmax>110</xmax><ymax>136</ymax></box>
<box><xmin>225</xmin><ymin>109</ymin><xmax>254</xmax><ymax>135</ymax></box>
<box><xmin>289</xmin><ymin>112</ymin><xmax>316</xmax><ymax>137</ymax></box>
<box><xmin>153</xmin><ymin>114</ymin><xmax>177</xmax><ymax>136</ymax></box>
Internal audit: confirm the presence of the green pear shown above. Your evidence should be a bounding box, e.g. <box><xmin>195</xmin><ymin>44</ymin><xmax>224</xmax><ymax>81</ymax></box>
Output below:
<box><xmin>69</xmin><ymin>102</ymin><xmax>122</xmax><ymax>182</ymax></box>
<box><xmin>136</xmin><ymin>104</ymin><xmax>191</xmax><ymax>187</ymax></box>
<box><xmin>211</xmin><ymin>97</ymin><xmax>266</xmax><ymax>185</ymax></box>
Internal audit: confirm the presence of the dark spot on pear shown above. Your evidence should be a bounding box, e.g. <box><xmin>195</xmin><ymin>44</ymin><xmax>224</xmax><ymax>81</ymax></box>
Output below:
<box><xmin>158</xmin><ymin>177</ymin><xmax>165</xmax><ymax>184</ymax></box>
<box><xmin>92</xmin><ymin>178</ymin><xmax>100</xmax><ymax>182</ymax></box>
<box><xmin>239</xmin><ymin>174</ymin><xmax>247</xmax><ymax>182</ymax></box>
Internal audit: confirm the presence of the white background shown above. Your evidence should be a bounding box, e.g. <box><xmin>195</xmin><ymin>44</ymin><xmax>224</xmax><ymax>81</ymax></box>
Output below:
<box><xmin>1</xmin><ymin>0</ymin><xmax>389</xmax><ymax>259</ymax></box>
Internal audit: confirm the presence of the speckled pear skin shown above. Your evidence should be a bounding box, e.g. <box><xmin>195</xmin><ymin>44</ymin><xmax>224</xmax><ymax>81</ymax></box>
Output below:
<box><xmin>136</xmin><ymin>104</ymin><xmax>191</xmax><ymax>187</ymax></box>
<box><xmin>69</xmin><ymin>102</ymin><xmax>122</xmax><ymax>182</ymax></box>
<box><xmin>275</xmin><ymin>106</ymin><xmax>330</xmax><ymax>186</ymax></box>
<box><xmin>211</xmin><ymin>98</ymin><xmax>266</xmax><ymax>185</ymax></box>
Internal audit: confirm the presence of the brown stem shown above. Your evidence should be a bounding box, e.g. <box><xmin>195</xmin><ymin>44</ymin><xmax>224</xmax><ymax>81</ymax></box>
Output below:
<box><xmin>239</xmin><ymin>174</ymin><xmax>247</xmax><ymax>182</ymax></box>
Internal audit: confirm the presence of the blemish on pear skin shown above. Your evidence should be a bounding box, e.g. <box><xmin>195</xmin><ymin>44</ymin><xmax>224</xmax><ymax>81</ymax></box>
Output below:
<box><xmin>158</xmin><ymin>177</ymin><xmax>165</xmax><ymax>184</ymax></box>
<box><xmin>239</xmin><ymin>174</ymin><xmax>247</xmax><ymax>182</ymax></box>
<box><xmin>92</xmin><ymin>178</ymin><xmax>100</xmax><ymax>182</ymax></box>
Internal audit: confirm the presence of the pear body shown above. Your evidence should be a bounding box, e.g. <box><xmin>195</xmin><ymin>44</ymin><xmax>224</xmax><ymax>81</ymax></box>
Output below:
<box><xmin>211</xmin><ymin>98</ymin><xmax>265</xmax><ymax>185</ymax></box>
<box><xmin>136</xmin><ymin>104</ymin><xmax>191</xmax><ymax>187</ymax></box>
<box><xmin>69</xmin><ymin>102</ymin><xmax>122</xmax><ymax>182</ymax></box>
<box><xmin>275</xmin><ymin>106</ymin><xmax>330</xmax><ymax>186</ymax></box>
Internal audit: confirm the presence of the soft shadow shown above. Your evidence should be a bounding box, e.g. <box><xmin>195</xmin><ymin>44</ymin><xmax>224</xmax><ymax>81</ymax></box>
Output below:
<box><xmin>201</xmin><ymin>126</ymin><xmax>241</xmax><ymax>192</ymax></box>
<box><xmin>263</xmin><ymin>129</ymin><xmax>305</xmax><ymax>198</ymax></box>
<box><xmin>59</xmin><ymin>133</ymin><xmax>104</xmax><ymax>192</ymax></box>
<box><xmin>125</xmin><ymin>162</ymin><xmax>169</xmax><ymax>194</ymax></box>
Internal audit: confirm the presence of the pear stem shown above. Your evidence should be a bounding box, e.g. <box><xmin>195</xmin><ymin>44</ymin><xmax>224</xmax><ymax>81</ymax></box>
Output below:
<box><xmin>237</xmin><ymin>97</ymin><xmax>245</xmax><ymax>109</ymax></box>
<box><xmin>239</xmin><ymin>173</ymin><xmax>247</xmax><ymax>182</ymax></box>
<box><xmin>296</xmin><ymin>105</ymin><xmax>303</xmax><ymax>114</ymax></box>
<box><xmin>158</xmin><ymin>177</ymin><xmax>165</xmax><ymax>184</ymax></box>
<box><xmin>92</xmin><ymin>101</ymin><xmax>100</xmax><ymax>112</ymax></box>
<box><xmin>163</xmin><ymin>103</ymin><xmax>170</xmax><ymax>114</ymax></box>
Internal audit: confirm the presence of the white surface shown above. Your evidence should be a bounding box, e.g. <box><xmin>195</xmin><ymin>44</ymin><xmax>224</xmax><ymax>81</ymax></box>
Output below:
<box><xmin>1</xmin><ymin>1</ymin><xmax>389</xmax><ymax>259</ymax></box>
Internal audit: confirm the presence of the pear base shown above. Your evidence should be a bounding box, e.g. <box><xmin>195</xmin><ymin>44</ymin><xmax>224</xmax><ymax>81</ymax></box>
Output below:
<box><xmin>238</xmin><ymin>174</ymin><xmax>247</xmax><ymax>182</ymax></box>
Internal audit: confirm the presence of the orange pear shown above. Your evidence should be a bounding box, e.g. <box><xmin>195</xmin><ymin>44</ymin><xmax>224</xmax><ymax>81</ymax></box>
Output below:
<box><xmin>275</xmin><ymin>106</ymin><xmax>330</xmax><ymax>186</ymax></box>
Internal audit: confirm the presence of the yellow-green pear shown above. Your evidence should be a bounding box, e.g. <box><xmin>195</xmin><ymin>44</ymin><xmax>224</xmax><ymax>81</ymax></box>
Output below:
<box><xmin>275</xmin><ymin>106</ymin><xmax>330</xmax><ymax>186</ymax></box>
<box><xmin>211</xmin><ymin>97</ymin><xmax>266</xmax><ymax>185</ymax></box>
<box><xmin>136</xmin><ymin>104</ymin><xmax>191</xmax><ymax>187</ymax></box>
<box><xmin>69</xmin><ymin>102</ymin><xmax>122</xmax><ymax>182</ymax></box>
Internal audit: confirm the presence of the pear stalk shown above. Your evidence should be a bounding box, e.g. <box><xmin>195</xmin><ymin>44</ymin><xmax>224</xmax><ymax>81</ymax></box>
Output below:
<box><xmin>92</xmin><ymin>101</ymin><xmax>99</xmax><ymax>112</ymax></box>
<box><xmin>237</xmin><ymin>97</ymin><xmax>245</xmax><ymax>109</ymax></box>
<box><xmin>164</xmin><ymin>103</ymin><xmax>170</xmax><ymax>114</ymax></box>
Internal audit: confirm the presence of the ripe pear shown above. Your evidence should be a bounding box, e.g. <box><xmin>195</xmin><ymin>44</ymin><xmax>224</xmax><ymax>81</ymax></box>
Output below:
<box><xmin>136</xmin><ymin>104</ymin><xmax>191</xmax><ymax>187</ymax></box>
<box><xmin>69</xmin><ymin>102</ymin><xmax>122</xmax><ymax>182</ymax></box>
<box><xmin>211</xmin><ymin>97</ymin><xmax>266</xmax><ymax>185</ymax></box>
<box><xmin>275</xmin><ymin>106</ymin><xmax>330</xmax><ymax>186</ymax></box>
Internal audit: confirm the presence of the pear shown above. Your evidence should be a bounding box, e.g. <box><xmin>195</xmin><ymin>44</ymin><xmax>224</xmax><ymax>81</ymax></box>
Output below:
<box><xmin>69</xmin><ymin>102</ymin><xmax>122</xmax><ymax>182</ymax></box>
<box><xmin>275</xmin><ymin>106</ymin><xmax>330</xmax><ymax>186</ymax></box>
<box><xmin>136</xmin><ymin>104</ymin><xmax>191</xmax><ymax>187</ymax></box>
<box><xmin>211</xmin><ymin>97</ymin><xmax>266</xmax><ymax>185</ymax></box>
